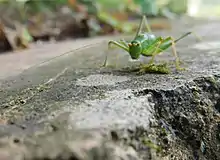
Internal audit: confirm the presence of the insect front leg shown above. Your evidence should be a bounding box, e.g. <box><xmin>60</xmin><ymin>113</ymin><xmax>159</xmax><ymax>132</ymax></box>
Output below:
<box><xmin>103</xmin><ymin>40</ymin><xmax>129</xmax><ymax>67</ymax></box>
<box><xmin>108</xmin><ymin>40</ymin><xmax>129</xmax><ymax>51</ymax></box>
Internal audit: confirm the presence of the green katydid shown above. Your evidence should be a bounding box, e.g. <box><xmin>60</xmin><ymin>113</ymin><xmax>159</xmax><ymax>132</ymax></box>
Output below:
<box><xmin>103</xmin><ymin>15</ymin><xmax>202</xmax><ymax>72</ymax></box>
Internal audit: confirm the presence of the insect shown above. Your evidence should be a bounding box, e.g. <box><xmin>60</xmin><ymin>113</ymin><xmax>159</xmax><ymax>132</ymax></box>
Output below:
<box><xmin>103</xmin><ymin>15</ymin><xmax>201</xmax><ymax>71</ymax></box>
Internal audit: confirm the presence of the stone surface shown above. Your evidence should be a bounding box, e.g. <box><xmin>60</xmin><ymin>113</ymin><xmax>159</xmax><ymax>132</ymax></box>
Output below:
<box><xmin>0</xmin><ymin>18</ymin><xmax>220</xmax><ymax>160</ymax></box>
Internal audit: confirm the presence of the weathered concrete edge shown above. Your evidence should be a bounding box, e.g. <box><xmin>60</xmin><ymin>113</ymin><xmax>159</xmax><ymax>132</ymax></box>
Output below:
<box><xmin>0</xmin><ymin>74</ymin><xmax>220</xmax><ymax>160</ymax></box>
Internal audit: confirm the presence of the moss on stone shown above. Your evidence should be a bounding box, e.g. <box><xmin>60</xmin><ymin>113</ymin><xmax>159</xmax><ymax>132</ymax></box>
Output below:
<box><xmin>138</xmin><ymin>63</ymin><xmax>171</xmax><ymax>74</ymax></box>
<box><xmin>124</xmin><ymin>63</ymin><xmax>171</xmax><ymax>74</ymax></box>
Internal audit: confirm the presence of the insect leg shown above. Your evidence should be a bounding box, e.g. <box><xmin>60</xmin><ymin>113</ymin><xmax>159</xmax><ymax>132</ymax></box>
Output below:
<box><xmin>143</xmin><ymin>36</ymin><xmax>184</xmax><ymax>70</ymax></box>
<box><xmin>177</xmin><ymin>31</ymin><xmax>214</xmax><ymax>49</ymax></box>
<box><xmin>103</xmin><ymin>40</ymin><xmax>129</xmax><ymax>67</ymax></box>
<box><xmin>190</xmin><ymin>31</ymin><xmax>215</xmax><ymax>49</ymax></box>
<box><xmin>108</xmin><ymin>40</ymin><xmax>129</xmax><ymax>51</ymax></box>
<box><xmin>174</xmin><ymin>32</ymin><xmax>201</xmax><ymax>43</ymax></box>
<box><xmin>190</xmin><ymin>31</ymin><xmax>203</xmax><ymax>42</ymax></box>
<box><xmin>141</xmin><ymin>37</ymin><xmax>164</xmax><ymax>64</ymax></box>
<box><xmin>142</xmin><ymin>15</ymin><xmax>152</xmax><ymax>33</ymax></box>
<box><xmin>141</xmin><ymin>37</ymin><xmax>164</xmax><ymax>56</ymax></box>
<box><xmin>135</xmin><ymin>15</ymin><xmax>152</xmax><ymax>38</ymax></box>
<box><xmin>119</xmin><ymin>39</ymin><xmax>128</xmax><ymax>47</ymax></box>
<box><xmin>167</xmin><ymin>36</ymin><xmax>185</xmax><ymax>71</ymax></box>
<box><xmin>148</xmin><ymin>41</ymin><xmax>163</xmax><ymax>64</ymax></box>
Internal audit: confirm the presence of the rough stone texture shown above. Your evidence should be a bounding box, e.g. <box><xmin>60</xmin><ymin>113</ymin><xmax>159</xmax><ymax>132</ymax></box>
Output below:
<box><xmin>0</xmin><ymin>126</ymin><xmax>141</xmax><ymax>160</ymax></box>
<box><xmin>0</xmin><ymin>18</ymin><xmax>220</xmax><ymax>160</ymax></box>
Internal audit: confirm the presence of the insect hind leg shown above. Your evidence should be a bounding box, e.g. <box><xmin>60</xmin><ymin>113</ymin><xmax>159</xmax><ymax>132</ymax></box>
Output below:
<box><xmin>191</xmin><ymin>31</ymin><xmax>203</xmax><ymax>42</ymax></box>
<box><xmin>186</xmin><ymin>31</ymin><xmax>214</xmax><ymax>49</ymax></box>
<box><xmin>168</xmin><ymin>36</ymin><xmax>185</xmax><ymax>71</ymax></box>
<box><xmin>175</xmin><ymin>31</ymin><xmax>203</xmax><ymax>43</ymax></box>
<box><xmin>135</xmin><ymin>15</ymin><xmax>152</xmax><ymax>38</ymax></box>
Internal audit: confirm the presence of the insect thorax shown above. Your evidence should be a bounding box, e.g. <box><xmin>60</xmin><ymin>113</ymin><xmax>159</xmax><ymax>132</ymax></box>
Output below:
<box><xmin>135</xmin><ymin>33</ymin><xmax>156</xmax><ymax>44</ymax></box>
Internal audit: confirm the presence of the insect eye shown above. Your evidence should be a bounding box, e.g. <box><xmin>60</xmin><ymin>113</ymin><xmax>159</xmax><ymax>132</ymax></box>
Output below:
<box><xmin>136</xmin><ymin>43</ymin><xmax>140</xmax><ymax>46</ymax></box>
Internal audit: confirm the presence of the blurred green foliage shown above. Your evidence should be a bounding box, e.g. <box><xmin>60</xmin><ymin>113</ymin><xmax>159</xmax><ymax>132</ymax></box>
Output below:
<box><xmin>0</xmin><ymin>0</ymin><xmax>188</xmax><ymax>36</ymax></box>
<box><xmin>0</xmin><ymin>0</ymin><xmax>187</xmax><ymax>16</ymax></box>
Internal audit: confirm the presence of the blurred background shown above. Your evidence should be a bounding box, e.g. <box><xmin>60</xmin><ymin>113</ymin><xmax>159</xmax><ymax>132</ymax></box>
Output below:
<box><xmin>0</xmin><ymin>0</ymin><xmax>220</xmax><ymax>54</ymax></box>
